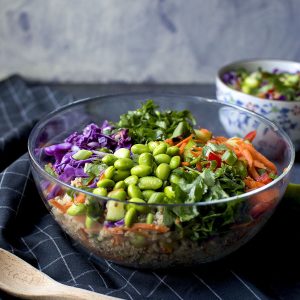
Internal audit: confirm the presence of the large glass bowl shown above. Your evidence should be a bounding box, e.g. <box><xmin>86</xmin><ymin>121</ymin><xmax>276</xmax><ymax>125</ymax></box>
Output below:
<box><xmin>28</xmin><ymin>94</ymin><xmax>294</xmax><ymax>269</ymax></box>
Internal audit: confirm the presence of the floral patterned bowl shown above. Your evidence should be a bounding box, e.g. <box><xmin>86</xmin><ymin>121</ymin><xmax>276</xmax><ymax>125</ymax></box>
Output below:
<box><xmin>216</xmin><ymin>59</ymin><xmax>300</xmax><ymax>151</ymax></box>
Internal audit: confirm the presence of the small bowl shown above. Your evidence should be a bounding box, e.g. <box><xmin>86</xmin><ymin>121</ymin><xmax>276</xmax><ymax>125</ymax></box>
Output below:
<box><xmin>216</xmin><ymin>59</ymin><xmax>300</xmax><ymax>151</ymax></box>
<box><xmin>28</xmin><ymin>94</ymin><xmax>294</xmax><ymax>269</ymax></box>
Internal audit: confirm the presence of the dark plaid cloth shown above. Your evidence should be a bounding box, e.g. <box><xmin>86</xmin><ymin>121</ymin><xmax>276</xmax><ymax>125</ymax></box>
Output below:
<box><xmin>1</xmin><ymin>75</ymin><xmax>300</xmax><ymax>300</ymax></box>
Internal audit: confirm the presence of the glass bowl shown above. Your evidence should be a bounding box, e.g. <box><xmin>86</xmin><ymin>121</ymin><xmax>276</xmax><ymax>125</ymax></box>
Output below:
<box><xmin>28</xmin><ymin>94</ymin><xmax>294</xmax><ymax>269</ymax></box>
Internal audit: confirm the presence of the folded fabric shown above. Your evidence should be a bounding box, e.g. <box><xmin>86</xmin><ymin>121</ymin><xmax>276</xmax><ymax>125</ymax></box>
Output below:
<box><xmin>0</xmin><ymin>76</ymin><xmax>299</xmax><ymax>300</ymax></box>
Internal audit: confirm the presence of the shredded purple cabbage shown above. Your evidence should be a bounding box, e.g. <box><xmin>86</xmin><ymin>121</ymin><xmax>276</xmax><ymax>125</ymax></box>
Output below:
<box><xmin>43</xmin><ymin>121</ymin><xmax>132</xmax><ymax>182</ymax></box>
<box><xmin>104</xmin><ymin>218</ymin><xmax>125</xmax><ymax>228</ymax></box>
<box><xmin>222</xmin><ymin>71</ymin><xmax>239</xmax><ymax>85</ymax></box>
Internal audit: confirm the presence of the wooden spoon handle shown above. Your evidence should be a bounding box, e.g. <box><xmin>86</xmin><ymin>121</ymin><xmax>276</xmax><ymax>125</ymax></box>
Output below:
<box><xmin>48</xmin><ymin>284</ymin><xmax>122</xmax><ymax>300</ymax></box>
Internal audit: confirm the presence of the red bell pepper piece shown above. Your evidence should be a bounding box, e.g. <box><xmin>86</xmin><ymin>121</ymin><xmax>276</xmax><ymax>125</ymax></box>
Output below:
<box><xmin>244</xmin><ymin>130</ymin><xmax>257</xmax><ymax>142</ymax></box>
<box><xmin>207</xmin><ymin>152</ymin><xmax>222</xmax><ymax>168</ymax></box>
<box><xmin>257</xmin><ymin>172</ymin><xmax>273</xmax><ymax>184</ymax></box>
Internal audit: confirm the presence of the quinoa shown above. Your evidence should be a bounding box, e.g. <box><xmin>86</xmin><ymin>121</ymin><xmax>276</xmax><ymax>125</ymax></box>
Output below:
<box><xmin>50</xmin><ymin>196</ymin><xmax>260</xmax><ymax>269</ymax></box>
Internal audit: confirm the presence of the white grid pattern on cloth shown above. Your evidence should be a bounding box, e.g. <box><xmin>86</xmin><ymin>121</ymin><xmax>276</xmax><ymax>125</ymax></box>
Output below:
<box><xmin>7</xmin><ymin>78</ymin><xmax>30</xmax><ymax>122</ymax></box>
<box><xmin>41</xmin><ymin>252</ymin><xmax>78</xmax><ymax>271</ymax></box>
<box><xmin>15</xmin><ymin>167</ymin><xmax>31</xmax><ymax>216</ymax></box>
<box><xmin>193</xmin><ymin>272</ymin><xmax>223</xmax><ymax>300</ymax></box>
<box><xmin>0</xmin><ymin>100</ymin><xmax>14</xmax><ymax>129</ymax></box>
<box><xmin>152</xmin><ymin>272</ymin><xmax>184</xmax><ymax>300</ymax></box>
<box><xmin>105</xmin><ymin>270</ymin><xmax>138</xmax><ymax>297</ymax></box>
<box><xmin>0</xmin><ymin>76</ymin><xmax>273</xmax><ymax>300</ymax></box>
<box><xmin>21</xmin><ymin>237</ymin><xmax>42</xmax><ymax>270</ymax></box>
<box><xmin>34</xmin><ymin>224</ymin><xmax>78</xmax><ymax>284</ymax></box>
<box><xmin>231</xmin><ymin>270</ymin><xmax>262</xmax><ymax>300</ymax></box>
<box><xmin>105</xmin><ymin>260</ymin><xmax>142</xmax><ymax>296</ymax></box>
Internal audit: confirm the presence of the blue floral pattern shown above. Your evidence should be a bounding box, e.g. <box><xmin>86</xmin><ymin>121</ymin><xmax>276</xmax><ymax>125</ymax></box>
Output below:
<box><xmin>217</xmin><ymin>90</ymin><xmax>300</xmax><ymax>135</ymax></box>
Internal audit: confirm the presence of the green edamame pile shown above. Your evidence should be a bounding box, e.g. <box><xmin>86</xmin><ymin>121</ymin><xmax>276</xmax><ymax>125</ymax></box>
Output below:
<box><xmin>93</xmin><ymin>142</ymin><xmax>181</xmax><ymax>227</ymax></box>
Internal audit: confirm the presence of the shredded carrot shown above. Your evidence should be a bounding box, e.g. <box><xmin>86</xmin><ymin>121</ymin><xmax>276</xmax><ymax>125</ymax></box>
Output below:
<box><xmin>249</xmin><ymin>166</ymin><xmax>260</xmax><ymax>180</ymax></box>
<box><xmin>250</xmin><ymin>188</ymin><xmax>279</xmax><ymax>218</ymax></box>
<box><xmin>240</xmin><ymin>148</ymin><xmax>253</xmax><ymax>168</ymax></box>
<box><xmin>254</xmin><ymin>160</ymin><xmax>266</xmax><ymax>169</ymax></box>
<box><xmin>244</xmin><ymin>177</ymin><xmax>265</xmax><ymax>189</ymax></box>
<box><xmin>112</xmin><ymin>235</ymin><xmax>123</xmax><ymax>246</ymax></box>
<box><xmin>175</xmin><ymin>134</ymin><xmax>193</xmax><ymax>147</ymax></box>
<box><xmin>179</xmin><ymin>142</ymin><xmax>188</xmax><ymax>154</ymax></box>
<box><xmin>193</xmin><ymin>147</ymin><xmax>203</xmax><ymax>151</ymax></box>
<box><xmin>181</xmin><ymin>161</ymin><xmax>190</xmax><ymax>166</ymax></box>
<box><xmin>49</xmin><ymin>199</ymin><xmax>72</xmax><ymax>213</ymax></box>
<box><xmin>214</xmin><ymin>136</ymin><xmax>228</xmax><ymax>143</ymax></box>
<box><xmin>224</xmin><ymin>142</ymin><xmax>240</xmax><ymax>156</ymax></box>
<box><xmin>74</xmin><ymin>193</ymin><xmax>86</xmax><ymax>204</ymax></box>
<box><xmin>165</xmin><ymin>138</ymin><xmax>174</xmax><ymax>146</ymax></box>
<box><xmin>196</xmin><ymin>163</ymin><xmax>202</xmax><ymax>171</ymax></box>
<box><xmin>190</xmin><ymin>151</ymin><xmax>201</xmax><ymax>157</ymax></box>
<box><xmin>99</xmin><ymin>172</ymin><xmax>105</xmax><ymax>180</ymax></box>
<box><xmin>242</xmin><ymin>143</ymin><xmax>277</xmax><ymax>173</ymax></box>
<box><xmin>128</xmin><ymin>223</ymin><xmax>169</xmax><ymax>233</ymax></box>
<box><xmin>105</xmin><ymin>227</ymin><xmax>125</xmax><ymax>235</ymax></box>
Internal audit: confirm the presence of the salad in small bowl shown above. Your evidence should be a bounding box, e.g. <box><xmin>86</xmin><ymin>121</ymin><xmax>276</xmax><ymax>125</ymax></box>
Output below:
<box><xmin>216</xmin><ymin>59</ymin><xmax>300</xmax><ymax>151</ymax></box>
<box><xmin>28</xmin><ymin>94</ymin><xmax>294</xmax><ymax>269</ymax></box>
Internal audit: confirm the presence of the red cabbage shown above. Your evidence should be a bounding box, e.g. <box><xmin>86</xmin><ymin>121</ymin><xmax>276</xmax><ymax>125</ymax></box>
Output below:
<box><xmin>43</xmin><ymin>121</ymin><xmax>132</xmax><ymax>183</ymax></box>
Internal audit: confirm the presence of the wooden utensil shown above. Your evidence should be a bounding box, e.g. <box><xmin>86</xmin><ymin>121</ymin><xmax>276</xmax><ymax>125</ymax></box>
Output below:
<box><xmin>0</xmin><ymin>248</ymin><xmax>121</xmax><ymax>299</ymax></box>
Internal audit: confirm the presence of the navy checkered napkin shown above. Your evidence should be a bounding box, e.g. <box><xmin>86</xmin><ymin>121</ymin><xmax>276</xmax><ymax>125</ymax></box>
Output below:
<box><xmin>1</xmin><ymin>76</ymin><xmax>300</xmax><ymax>300</ymax></box>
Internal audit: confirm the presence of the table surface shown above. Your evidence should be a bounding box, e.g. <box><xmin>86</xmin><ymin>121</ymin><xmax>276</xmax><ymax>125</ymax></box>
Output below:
<box><xmin>41</xmin><ymin>82</ymin><xmax>299</xmax><ymax>183</ymax></box>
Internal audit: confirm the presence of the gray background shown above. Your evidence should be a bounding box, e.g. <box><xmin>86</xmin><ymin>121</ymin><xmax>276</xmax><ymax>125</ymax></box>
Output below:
<box><xmin>1</xmin><ymin>0</ymin><xmax>300</xmax><ymax>83</ymax></box>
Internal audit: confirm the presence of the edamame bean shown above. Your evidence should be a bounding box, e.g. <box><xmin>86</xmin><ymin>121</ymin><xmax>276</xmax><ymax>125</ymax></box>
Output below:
<box><xmin>131</xmin><ymin>165</ymin><xmax>152</xmax><ymax>177</ymax></box>
<box><xmin>114</xmin><ymin>158</ymin><xmax>134</xmax><ymax>170</ymax></box>
<box><xmin>97</xmin><ymin>178</ymin><xmax>115</xmax><ymax>189</ymax></box>
<box><xmin>138</xmin><ymin>177</ymin><xmax>163</xmax><ymax>190</ymax></box>
<box><xmin>98</xmin><ymin>147</ymin><xmax>110</xmax><ymax>153</ymax></box>
<box><xmin>129</xmin><ymin>234</ymin><xmax>146</xmax><ymax>248</ymax></box>
<box><xmin>142</xmin><ymin>190</ymin><xmax>155</xmax><ymax>201</ymax></box>
<box><xmin>127</xmin><ymin>184</ymin><xmax>143</xmax><ymax>199</ymax></box>
<box><xmin>164</xmin><ymin>186</ymin><xmax>175</xmax><ymax>199</ymax></box>
<box><xmin>146</xmin><ymin>213</ymin><xmax>154</xmax><ymax>224</ymax></box>
<box><xmin>166</xmin><ymin>146</ymin><xmax>179</xmax><ymax>156</ymax></box>
<box><xmin>72</xmin><ymin>149</ymin><xmax>93</xmax><ymax>160</ymax></box>
<box><xmin>170</xmin><ymin>174</ymin><xmax>181</xmax><ymax>185</ymax></box>
<box><xmin>148</xmin><ymin>141</ymin><xmax>160</xmax><ymax>152</ymax></box>
<box><xmin>102</xmin><ymin>154</ymin><xmax>117</xmax><ymax>166</ymax></box>
<box><xmin>107</xmin><ymin>189</ymin><xmax>127</xmax><ymax>201</ymax></box>
<box><xmin>125</xmin><ymin>207</ymin><xmax>137</xmax><ymax>227</ymax></box>
<box><xmin>138</xmin><ymin>153</ymin><xmax>154</xmax><ymax>166</ymax></box>
<box><xmin>124</xmin><ymin>175</ymin><xmax>139</xmax><ymax>186</ymax></box>
<box><xmin>169</xmin><ymin>155</ymin><xmax>181</xmax><ymax>170</ymax></box>
<box><xmin>153</xmin><ymin>143</ymin><xmax>167</xmax><ymax>156</ymax></box>
<box><xmin>131</xmin><ymin>144</ymin><xmax>150</xmax><ymax>154</ymax></box>
<box><xmin>127</xmin><ymin>198</ymin><xmax>148</xmax><ymax>213</ymax></box>
<box><xmin>93</xmin><ymin>187</ymin><xmax>107</xmax><ymax>197</ymax></box>
<box><xmin>67</xmin><ymin>203</ymin><xmax>86</xmax><ymax>216</ymax></box>
<box><xmin>148</xmin><ymin>192</ymin><xmax>165</xmax><ymax>204</ymax></box>
<box><xmin>155</xmin><ymin>163</ymin><xmax>171</xmax><ymax>180</ymax></box>
<box><xmin>114</xmin><ymin>181</ymin><xmax>126</xmax><ymax>190</ymax></box>
<box><xmin>114</xmin><ymin>148</ymin><xmax>130</xmax><ymax>158</ymax></box>
<box><xmin>112</xmin><ymin>170</ymin><xmax>131</xmax><ymax>181</ymax></box>
<box><xmin>154</xmin><ymin>154</ymin><xmax>171</xmax><ymax>164</ymax></box>
<box><xmin>85</xmin><ymin>215</ymin><xmax>96</xmax><ymax>229</ymax></box>
<box><xmin>104</xmin><ymin>166</ymin><xmax>115</xmax><ymax>179</ymax></box>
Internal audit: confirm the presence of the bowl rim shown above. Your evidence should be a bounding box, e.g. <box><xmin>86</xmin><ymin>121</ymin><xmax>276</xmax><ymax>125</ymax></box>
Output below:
<box><xmin>28</xmin><ymin>92</ymin><xmax>295</xmax><ymax>207</ymax></box>
<box><xmin>216</xmin><ymin>58</ymin><xmax>300</xmax><ymax>104</ymax></box>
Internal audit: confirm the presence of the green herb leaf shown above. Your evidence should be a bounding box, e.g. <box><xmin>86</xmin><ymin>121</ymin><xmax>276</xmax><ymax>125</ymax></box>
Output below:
<box><xmin>115</xmin><ymin>99</ymin><xmax>196</xmax><ymax>143</ymax></box>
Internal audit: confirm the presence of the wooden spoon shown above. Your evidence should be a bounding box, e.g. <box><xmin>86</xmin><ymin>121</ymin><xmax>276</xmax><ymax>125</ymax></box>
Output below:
<box><xmin>0</xmin><ymin>248</ymin><xmax>121</xmax><ymax>299</ymax></box>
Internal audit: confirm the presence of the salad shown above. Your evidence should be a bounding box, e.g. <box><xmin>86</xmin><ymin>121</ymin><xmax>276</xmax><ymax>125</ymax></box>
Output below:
<box><xmin>42</xmin><ymin>100</ymin><xmax>279</xmax><ymax>267</ymax></box>
<box><xmin>222</xmin><ymin>68</ymin><xmax>300</xmax><ymax>101</ymax></box>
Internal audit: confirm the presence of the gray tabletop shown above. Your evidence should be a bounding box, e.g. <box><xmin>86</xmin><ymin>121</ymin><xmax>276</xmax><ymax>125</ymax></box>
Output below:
<box><xmin>47</xmin><ymin>83</ymin><xmax>300</xmax><ymax>184</ymax></box>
